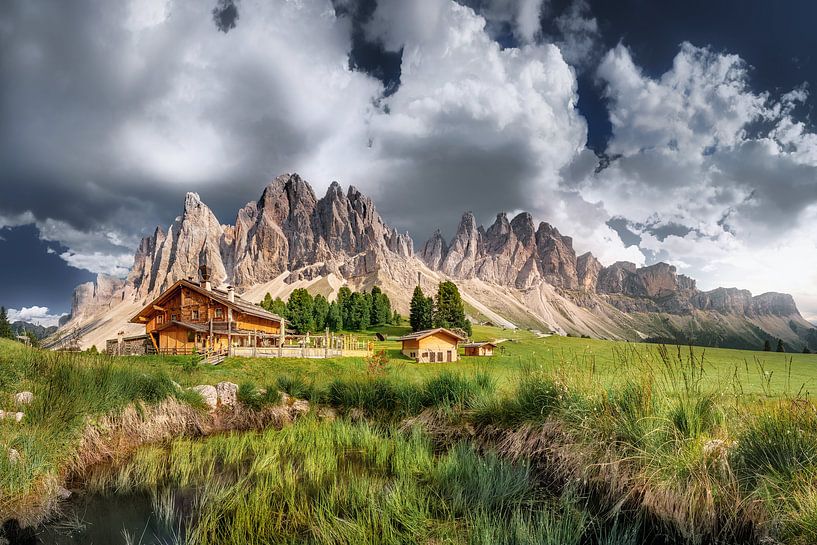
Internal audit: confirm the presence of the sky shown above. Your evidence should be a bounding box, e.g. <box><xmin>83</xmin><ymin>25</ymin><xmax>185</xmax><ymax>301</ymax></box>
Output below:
<box><xmin>0</xmin><ymin>0</ymin><xmax>816</xmax><ymax>326</ymax></box>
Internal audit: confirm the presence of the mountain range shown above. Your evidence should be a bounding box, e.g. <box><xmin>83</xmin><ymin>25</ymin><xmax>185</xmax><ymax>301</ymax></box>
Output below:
<box><xmin>48</xmin><ymin>173</ymin><xmax>817</xmax><ymax>352</ymax></box>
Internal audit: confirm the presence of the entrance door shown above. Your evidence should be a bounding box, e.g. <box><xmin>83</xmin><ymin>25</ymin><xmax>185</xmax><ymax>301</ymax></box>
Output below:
<box><xmin>447</xmin><ymin>350</ymin><xmax>452</xmax><ymax>362</ymax></box>
<box><xmin>430</xmin><ymin>351</ymin><xmax>436</xmax><ymax>363</ymax></box>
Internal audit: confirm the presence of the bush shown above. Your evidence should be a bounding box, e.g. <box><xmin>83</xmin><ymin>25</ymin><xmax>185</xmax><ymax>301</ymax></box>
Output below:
<box><xmin>237</xmin><ymin>381</ymin><xmax>281</xmax><ymax>410</ymax></box>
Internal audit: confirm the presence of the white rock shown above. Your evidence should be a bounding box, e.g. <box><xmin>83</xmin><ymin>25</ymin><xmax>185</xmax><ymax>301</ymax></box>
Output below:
<box><xmin>192</xmin><ymin>385</ymin><xmax>218</xmax><ymax>410</ymax></box>
<box><xmin>216</xmin><ymin>382</ymin><xmax>238</xmax><ymax>408</ymax></box>
<box><xmin>8</xmin><ymin>448</ymin><xmax>20</xmax><ymax>464</ymax></box>
<box><xmin>14</xmin><ymin>391</ymin><xmax>33</xmax><ymax>406</ymax></box>
<box><xmin>0</xmin><ymin>410</ymin><xmax>5</xmax><ymax>419</ymax></box>
<box><xmin>14</xmin><ymin>412</ymin><xmax>23</xmax><ymax>422</ymax></box>
<box><xmin>56</xmin><ymin>486</ymin><xmax>72</xmax><ymax>499</ymax></box>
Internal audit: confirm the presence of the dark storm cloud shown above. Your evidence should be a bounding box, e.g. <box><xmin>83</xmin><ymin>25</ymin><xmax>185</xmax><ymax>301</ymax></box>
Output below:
<box><xmin>212</xmin><ymin>0</ymin><xmax>239</xmax><ymax>33</ymax></box>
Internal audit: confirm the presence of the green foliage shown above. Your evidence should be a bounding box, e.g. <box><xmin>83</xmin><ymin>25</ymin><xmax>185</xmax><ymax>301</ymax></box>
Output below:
<box><xmin>433</xmin><ymin>281</ymin><xmax>472</xmax><ymax>336</ymax></box>
<box><xmin>259</xmin><ymin>293</ymin><xmax>288</xmax><ymax>317</ymax></box>
<box><xmin>763</xmin><ymin>339</ymin><xmax>771</xmax><ymax>351</ymax></box>
<box><xmin>237</xmin><ymin>381</ymin><xmax>281</xmax><ymax>410</ymax></box>
<box><xmin>777</xmin><ymin>338</ymin><xmax>786</xmax><ymax>352</ymax></box>
<box><xmin>409</xmin><ymin>285</ymin><xmax>433</xmax><ymax>332</ymax></box>
<box><xmin>0</xmin><ymin>307</ymin><xmax>11</xmax><ymax>339</ymax></box>
<box><xmin>312</xmin><ymin>294</ymin><xmax>330</xmax><ymax>331</ymax></box>
<box><xmin>346</xmin><ymin>291</ymin><xmax>370</xmax><ymax>331</ymax></box>
<box><xmin>286</xmin><ymin>288</ymin><xmax>314</xmax><ymax>334</ymax></box>
<box><xmin>370</xmin><ymin>286</ymin><xmax>392</xmax><ymax>325</ymax></box>
<box><xmin>326</xmin><ymin>300</ymin><xmax>342</xmax><ymax>331</ymax></box>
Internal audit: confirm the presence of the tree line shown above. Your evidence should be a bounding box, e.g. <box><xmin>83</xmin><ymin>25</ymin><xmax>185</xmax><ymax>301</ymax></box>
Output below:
<box><xmin>409</xmin><ymin>281</ymin><xmax>472</xmax><ymax>336</ymax></box>
<box><xmin>259</xmin><ymin>286</ymin><xmax>399</xmax><ymax>334</ymax></box>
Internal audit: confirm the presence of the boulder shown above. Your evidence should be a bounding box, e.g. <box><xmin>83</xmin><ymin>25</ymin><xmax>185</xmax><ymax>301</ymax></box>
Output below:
<box><xmin>216</xmin><ymin>382</ymin><xmax>238</xmax><ymax>408</ymax></box>
<box><xmin>192</xmin><ymin>385</ymin><xmax>218</xmax><ymax>410</ymax></box>
<box><xmin>13</xmin><ymin>412</ymin><xmax>23</xmax><ymax>422</ymax></box>
<box><xmin>7</xmin><ymin>448</ymin><xmax>20</xmax><ymax>464</ymax></box>
<box><xmin>14</xmin><ymin>391</ymin><xmax>33</xmax><ymax>406</ymax></box>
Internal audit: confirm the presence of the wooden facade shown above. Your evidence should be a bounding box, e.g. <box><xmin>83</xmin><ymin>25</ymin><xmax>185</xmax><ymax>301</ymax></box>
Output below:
<box><xmin>397</xmin><ymin>328</ymin><xmax>465</xmax><ymax>363</ymax></box>
<box><xmin>462</xmin><ymin>342</ymin><xmax>496</xmax><ymax>357</ymax></box>
<box><xmin>129</xmin><ymin>280</ymin><xmax>283</xmax><ymax>355</ymax></box>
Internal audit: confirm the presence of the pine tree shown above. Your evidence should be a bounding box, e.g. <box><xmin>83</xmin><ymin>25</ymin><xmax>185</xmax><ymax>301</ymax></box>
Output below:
<box><xmin>347</xmin><ymin>292</ymin><xmax>370</xmax><ymax>331</ymax></box>
<box><xmin>392</xmin><ymin>310</ymin><xmax>401</xmax><ymax>325</ymax></box>
<box><xmin>261</xmin><ymin>293</ymin><xmax>274</xmax><ymax>311</ymax></box>
<box><xmin>776</xmin><ymin>338</ymin><xmax>785</xmax><ymax>353</ymax></box>
<box><xmin>433</xmin><ymin>281</ymin><xmax>471</xmax><ymax>336</ymax></box>
<box><xmin>327</xmin><ymin>301</ymin><xmax>343</xmax><ymax>331</ymax></box>
<box><xmin>313</xmin><ymin>294</ymin><xmax>330</xmax><ymax>331</ymax></box>
<box><xmin>337</xmin><ymin>286</ymin><xmax>352</xmax><ymax>330</ymax></box>
<box><xmin>804</xmin><ymin>346</ymin><xmax>812</xmax><ymax>354</ymax></box>
<box><xmin>369</xmin><ymin>287</ymin><xmax>391</xmax><ymax>325</ymax></box>
<box><xmin>763</xmin><ymin>339</ymin><xmax>771</xmax><ymax>351</ymax></box>
<box><xmin>410</xmin><ymin>286</ymin><xmax>433</xmax><ymax>332</ymax></box>
<box><xmin>271</xmin><ymin>297</ymin><xmax>288</xmax><ymax>318</ymax></box>
<box><xmin>286</xmin><ymin>289</ymin><xmax>314</xmax><ymax>333</ymax></box>
<box><xmin>0</xmin><ymin>307</ymin><xmax>12</xmax><ymax>339</ymax></box>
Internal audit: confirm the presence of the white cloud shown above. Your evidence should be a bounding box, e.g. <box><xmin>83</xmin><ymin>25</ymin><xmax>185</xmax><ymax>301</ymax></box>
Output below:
<box><xmin>7</xmin><ymin>306</ymin><xmax>66</xmax><ymax>328</ymax></box>
<box><xmin>577</xmin><ymin>42</ymin><xmax>817</xmax><ymax>318</ymax></box>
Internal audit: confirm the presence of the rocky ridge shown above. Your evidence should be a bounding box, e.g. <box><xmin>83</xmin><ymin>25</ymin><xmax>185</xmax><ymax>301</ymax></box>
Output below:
<box><xmin>52</xmin><ymin>173</ymin><xmax>815</xmax><ymax>352</ymax></box>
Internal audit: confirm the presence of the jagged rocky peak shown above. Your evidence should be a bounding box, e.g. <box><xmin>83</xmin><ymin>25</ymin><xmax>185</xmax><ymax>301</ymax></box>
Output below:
<box><xmin>420</xmin><ymin>229</ymin><xmax>448</xmax><ymax>270</ymax></box>
<box><xmin>576</xmin><ymin>252</ymin><xmax>602</xmax><ymax>291</ymax></box>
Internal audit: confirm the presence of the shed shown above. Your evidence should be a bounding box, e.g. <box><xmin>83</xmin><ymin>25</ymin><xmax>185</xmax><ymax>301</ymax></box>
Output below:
<box><xmin>397</xmin><ymin>328</ymin><xmax>466</xmax><ymax>363</ymax></box>
<box><xmin>462</xmin><ymin>341</ymin><xmax>496</xmax><ymax>357</ymax></box>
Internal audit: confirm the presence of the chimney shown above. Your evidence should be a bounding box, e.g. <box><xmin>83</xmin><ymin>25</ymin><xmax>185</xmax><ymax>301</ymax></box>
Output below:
<box><xmin>227</xmin><ymin>285</ymin><xmax>235</xmax><ymax>303</ymax></box>
<box><xmin>198</xmin><ymin>255</ymin><xmax>212</xmax><ymax>291</ymax></box>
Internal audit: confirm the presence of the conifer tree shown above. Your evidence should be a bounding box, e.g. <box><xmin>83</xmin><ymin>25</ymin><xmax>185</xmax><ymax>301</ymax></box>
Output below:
<box><xmin>0</xmin><ymin>307</ymin><xmax>12</xmax><ymax>339</ymax></box>
<box><xmin>763</xmin><ymin>339</ymin><xmax>771</xmax><ymax>351</ymax></box>
<box><xmin>777</xmin><ymin>338</ymin><xmax>786</xmax><ymax>353</ymax></box>
<box><xmin>409</xmin><ymin>286</ymin><xmax>433</xmax><ymax>332</ymax></box>
<box><xmin>327</xmin><ymin>301</ymin><xmax>343</xmax><ymax>331</ymax></box>
<box><xmin>312</xmin><ymin>294</ymin><xmax>330</xmax><ymax>331</ymax></box>
<box><xmin>286</xmin><ymin>289</ymin><xmax>314</xmax><ymax>333</ymax></box>
<box><xmin>433</xmin><ymin>281</ymin><xmax>472</xmax><ymax>336</ymax></box>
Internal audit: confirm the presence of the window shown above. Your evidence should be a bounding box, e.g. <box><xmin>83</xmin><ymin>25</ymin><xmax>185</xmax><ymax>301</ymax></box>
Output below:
<box><xmin>437</xmin><ymin>352</ymin><xmax>443</xmax><ymax>362</ymax></box>
<box><xmin>191</xmin><ymin>309</ymin><xmax>199</xmax><ymax>320</ymax></box>
<box><xmin>187</xmin><ymin>331</ymin><xmax>195</xmax><ymax>342</ymax></box>
<box><xmin>156</xmin><ymin>314</ymin><xmax>164</xmax><ymax>325</ymax></box>
<box><xmin>215</xmin><ymin>308</ymin><xmax>223</xmax><ymax>319</ymax></box>
<box><xmin>171</xmin><ymin>314</ymin><xmax>177</xmax><ymax>322</ymax></box>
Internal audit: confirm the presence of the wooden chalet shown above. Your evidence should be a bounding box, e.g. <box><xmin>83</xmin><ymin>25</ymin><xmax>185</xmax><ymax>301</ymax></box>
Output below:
<box><xmin>397</xmin><ymin>328</ymin><xmax>466</xmax><ymax>363</ymax></box>
<box><xmin>462</xmin><ymin>341</ymin><xmax>496</xmax><ymax>357</ymax></box>
<box><xmin>130</xmin><ymin>265</ymin><xmax>283</xmax><ymax>356</ymax></box>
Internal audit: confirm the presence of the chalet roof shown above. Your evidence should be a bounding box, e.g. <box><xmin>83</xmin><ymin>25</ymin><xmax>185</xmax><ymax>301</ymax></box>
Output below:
<box><xmin>129</xmin><ymin>279</ymin><xmax>283</xmax><ymax>324</ymax></box>
<box><xmin>461</xmin><ymin>341</ymin><xmax>496</xmax><ymax>348</ymax></box>
<box><xmin>397</xmin><ymin>328</ymin><xmax>466</xmax><ymax>342</ymax></box>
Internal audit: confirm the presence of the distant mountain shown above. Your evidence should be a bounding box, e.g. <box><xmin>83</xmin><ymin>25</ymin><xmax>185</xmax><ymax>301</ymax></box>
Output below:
<box><xmin>12</xmin><ymin>321</ymin><xmax>58</xmax><ymax>340</ymax></box>
<box><xmin>48</xmin><ymin>173</ymin><xmax>817</xmax><ymax>352</ymax></box>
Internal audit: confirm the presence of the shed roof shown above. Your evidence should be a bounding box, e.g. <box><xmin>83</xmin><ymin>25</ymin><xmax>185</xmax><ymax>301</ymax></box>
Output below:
<box><xmin>396</xmin><ymin>328</ymin><xmax>466</xmax><ymax>342</ymax></box>
<box><xmin>461</xmin><ymin>341</ymin><xmax>497</xmax><ymax>348</ymax></box>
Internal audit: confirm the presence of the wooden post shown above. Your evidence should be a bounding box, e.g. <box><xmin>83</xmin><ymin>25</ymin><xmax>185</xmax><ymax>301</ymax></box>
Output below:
<box><xmin>324</xmin><ymin>327</ymin><xmax>329</xmax><ymax>358</ymax></box>
<box><xmin>252</xmin><ymin>330</ymin><xmax>257</xmax><ymax>358</ymax></box>
<box><xmin>209</xmin><ymin>317</ymin><xmax>213</xmax><ymax>357</ymax></box>
<box><xmin>227</xmin><ymin>308</ymin><xmax>233</xmax><ymax>357</ymax></box>
<box><xmin>278</xmin><ymin>318</ymin><xmax>284</xmax><ymax>358</ymax></box>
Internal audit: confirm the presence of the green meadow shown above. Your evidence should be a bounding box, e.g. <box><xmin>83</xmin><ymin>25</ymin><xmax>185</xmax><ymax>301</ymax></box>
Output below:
<box><xmin>2</xmin><ymin>326</ymin><xmax>817</xmax><ymax>544</ymax></box>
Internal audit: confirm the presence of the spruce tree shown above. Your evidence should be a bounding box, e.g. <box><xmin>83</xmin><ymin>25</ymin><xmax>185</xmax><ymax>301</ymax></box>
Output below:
<box><xmin>286</xmin><ymin>289</ymin><xmax>314</xmax><ymax>333</ymax></box>
<box><xmin>337</xmin><ymin>286</ymin><xmax>352</xmax><ymax>329</ymax></box>
<box><xmin>312</xmin><ymin>294</ymin><xmax>330</xmax><ymax>331</ymax></box>
<box><xmin>0</xmin><ymin>307</ymin><xmax>12</xmax><ymax>339</ymax></box>
<box><xmin>327</xmin><ymin>301</ymin><xmax>343</xmax><ymax>331</ymax></box>
<box><xmin>410</xmin><ymin>286</ymin><xmax>432</xmax><ymax>332</ymax></box>
<box><xmin>804</xmin><ymin>346</ymin><xmax>812</xmax><ymax>354</ymax></box>
<box><xmin>261</xmin><ymin>293</ymin><xmax>274</xmax><ymax>311</ymax></box>
<box><xmin>271</xmin><ymin>297</ymin><xmax>288</xmax><ymax>318</ymax></box>
<box><xmin>347</xmin><ymin>292</ymin><xmax>370</xmax><ymax>331</ymax></box>
<box><xmin>433</xmin><ymin>281</ymin><xmax>471</xmax><ymax>336</ymax></box>
<box><xmin>776</xmin><ymin>338</ymin><xmax>785</xmax><ymax>353</ymax></box>
<box><xmin>763</xmin><ymin>339</ymin><xmax>771</xmax><ymax>351</ymax></box>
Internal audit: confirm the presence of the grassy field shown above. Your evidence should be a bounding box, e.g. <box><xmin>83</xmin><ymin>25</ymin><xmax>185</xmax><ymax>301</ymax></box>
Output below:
<box><xmin>3</xmin><ymin>328</ymin><xmax>817</xmax><ymax>544</ymax></box>
<box><xmin>126</xmin><ymin>324</ymin><xmax>817</xmax><ymax>399</ymax></box>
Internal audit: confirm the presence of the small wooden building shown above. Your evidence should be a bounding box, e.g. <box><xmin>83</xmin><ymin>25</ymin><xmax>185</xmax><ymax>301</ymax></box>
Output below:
<box><xmin>129</xmin><ymin>272</ymin><xmax>283</xmax><ymax>356</ymax></box>
<box><xmin>397</xmin><ymin>328</ymin><xmax>465</xmax><ymax>363</ymax></box>
<box><xmin>462</xmin><ymin>341</ymin><xmax>496</xmax><ymax>357</ymax></box>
